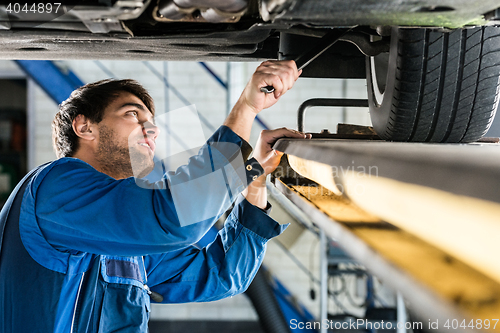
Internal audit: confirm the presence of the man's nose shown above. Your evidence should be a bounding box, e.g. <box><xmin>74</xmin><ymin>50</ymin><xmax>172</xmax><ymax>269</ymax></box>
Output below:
<box><xmin>143</xmin><ymin>121</ymin><xmax>159</xmax><ymax>139</ymax></box>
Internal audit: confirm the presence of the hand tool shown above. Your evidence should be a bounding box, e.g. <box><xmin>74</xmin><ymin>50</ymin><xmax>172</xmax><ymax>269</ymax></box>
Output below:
<box><xmin>260</xmin><ymin>28</ymin><xmax>354</xmax><ymax>94</ymax></box>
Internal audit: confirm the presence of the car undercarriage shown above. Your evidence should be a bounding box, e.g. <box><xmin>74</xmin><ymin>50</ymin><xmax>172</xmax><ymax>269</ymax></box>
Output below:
<box><xmin>1</xmin><ymin>0</ymin><xmax>499</xmax><ymax>142</ymax></box>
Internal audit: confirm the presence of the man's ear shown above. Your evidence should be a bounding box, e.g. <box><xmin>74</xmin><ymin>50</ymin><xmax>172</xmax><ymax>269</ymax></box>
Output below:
<box><xmin>72</xmin><ymin>114</ymin><xmax>96</xmax><ymax>141</ymax></box>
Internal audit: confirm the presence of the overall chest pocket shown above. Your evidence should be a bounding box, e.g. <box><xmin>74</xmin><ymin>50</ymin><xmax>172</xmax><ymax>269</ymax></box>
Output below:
<box><xmin>98</xmin><ymin>256</ymin><xmax>151</xmax><ymax>333</ymax></box>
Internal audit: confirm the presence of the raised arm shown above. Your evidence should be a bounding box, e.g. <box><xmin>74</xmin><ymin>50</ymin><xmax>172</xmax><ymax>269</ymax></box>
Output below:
<box><xmin>223</xmin><ymin>60</ymin><xmax>301</xmax><ymax>142</ymax></box>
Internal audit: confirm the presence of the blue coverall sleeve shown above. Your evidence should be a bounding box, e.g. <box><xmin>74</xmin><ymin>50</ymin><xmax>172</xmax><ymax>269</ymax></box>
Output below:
<box><xmin>144</xmin><ymin>195</ymin><xmax>288</xmax><ymax>303</ymax></box>
<box><xmin>32</xmin><ymin>126</ymin><xmax>264</xmax><ymax>256</ymax></box>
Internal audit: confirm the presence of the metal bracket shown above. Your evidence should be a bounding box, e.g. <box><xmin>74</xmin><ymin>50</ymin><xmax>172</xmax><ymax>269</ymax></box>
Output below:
<box><xmin>297</xmin><ymin>98</ymin><xmax>369</xmax><ymax>132</ymax></box>
<box><xmin>339</xmin><ymin>32</ymin><xmax>389</xmax><ymax>56</ymax></box>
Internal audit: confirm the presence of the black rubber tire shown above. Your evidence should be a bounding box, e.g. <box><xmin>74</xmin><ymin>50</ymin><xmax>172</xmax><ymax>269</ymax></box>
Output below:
<box><xmin>366</xmin><ymin>26</ymin><xmax>500</xmax><ymax>143</ymax></box>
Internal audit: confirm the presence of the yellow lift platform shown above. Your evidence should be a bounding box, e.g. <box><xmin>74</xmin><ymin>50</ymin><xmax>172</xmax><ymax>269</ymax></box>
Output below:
<box><xmin>272</xmin><ymin>136</ymin><xmax>500</xmax><ymax>333</ymax></box>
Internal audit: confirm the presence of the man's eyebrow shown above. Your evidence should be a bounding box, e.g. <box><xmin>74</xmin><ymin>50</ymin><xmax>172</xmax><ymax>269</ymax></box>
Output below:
<box><xmin>117</xmin><ymin>102</ymin><xmax>147</xmax><ymax>111</ymax></box>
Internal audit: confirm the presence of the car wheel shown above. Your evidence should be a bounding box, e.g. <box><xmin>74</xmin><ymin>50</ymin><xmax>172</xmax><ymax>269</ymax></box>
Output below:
<box><xmin>366</xmin><ymin>26</ymin><xmax>500</xmax><ymax>143</ymax></box>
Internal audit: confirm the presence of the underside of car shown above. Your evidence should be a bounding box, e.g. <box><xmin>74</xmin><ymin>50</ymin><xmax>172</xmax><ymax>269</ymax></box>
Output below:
<box><xmin>1</xmin><ymin>0</ymin><xmax>500</xmax><ymax>143</ymax></box>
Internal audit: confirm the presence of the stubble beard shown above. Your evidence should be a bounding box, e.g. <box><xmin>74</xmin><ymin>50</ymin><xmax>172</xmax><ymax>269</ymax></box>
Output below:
<box><xmin>96</xmin><ymin>124</ymin><xmax>154</xmax><ymax>179</ymax></box>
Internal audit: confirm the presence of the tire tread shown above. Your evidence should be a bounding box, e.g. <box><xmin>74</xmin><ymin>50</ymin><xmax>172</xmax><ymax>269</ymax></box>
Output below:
<box><xmin>369</xmin><ymin>26</ymin><xmax>500</xmax><ymax>143</ymax></box>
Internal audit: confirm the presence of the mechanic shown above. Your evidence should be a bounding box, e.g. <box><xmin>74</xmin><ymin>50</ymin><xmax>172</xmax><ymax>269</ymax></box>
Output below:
<box><xmin>0</xmin><ymin>60</ymin><xmax>308</xmax><ymax>332</ymax></box>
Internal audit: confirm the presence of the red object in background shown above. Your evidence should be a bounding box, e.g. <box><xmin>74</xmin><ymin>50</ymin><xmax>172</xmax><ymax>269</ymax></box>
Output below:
<box><xmin>10</xmin><ymin>121</ymin><xmax>26</xmax><ymax>152</ymax></box>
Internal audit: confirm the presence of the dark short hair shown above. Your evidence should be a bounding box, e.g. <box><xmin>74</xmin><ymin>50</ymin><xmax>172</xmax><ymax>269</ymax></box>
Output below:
<box><xmin>52</xmin><ymin>79</ymin><xmax>155</xmax><ymax>158</ymax></box>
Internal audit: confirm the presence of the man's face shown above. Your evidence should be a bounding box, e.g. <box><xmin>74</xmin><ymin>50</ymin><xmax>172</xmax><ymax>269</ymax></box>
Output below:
<box><xmin>94</xmin><ymin>91</ymin><xmax>158</xmax><ymax>179</ymax></box>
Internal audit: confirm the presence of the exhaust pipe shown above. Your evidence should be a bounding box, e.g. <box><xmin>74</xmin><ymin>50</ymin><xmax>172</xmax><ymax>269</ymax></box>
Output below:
<box><xmin>156</xmin><ymin>0</ymin><xmax>248</xmax><ymax>23</ymax></box>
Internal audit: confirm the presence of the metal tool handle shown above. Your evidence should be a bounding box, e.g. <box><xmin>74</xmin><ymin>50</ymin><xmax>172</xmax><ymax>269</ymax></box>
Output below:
<box><xmin>260</xmin><ymin>28</ymin><xmax>353</xmax><ymax>94</ymax></box>
<box><xmin>260</xmin><ymin>85</ymin><xmax>275</xmax><ymax>93</ymax></box>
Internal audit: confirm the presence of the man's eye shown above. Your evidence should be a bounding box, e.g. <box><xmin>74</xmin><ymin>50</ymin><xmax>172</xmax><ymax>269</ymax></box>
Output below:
<box><xmin>127</xmin><ymin>111</ymin><xmax>138</xmax><ymax>118</ymax></box>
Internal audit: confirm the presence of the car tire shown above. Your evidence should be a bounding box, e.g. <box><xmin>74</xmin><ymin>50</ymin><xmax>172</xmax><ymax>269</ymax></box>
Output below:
<box><xmin>366</xmin><ymin>26</ymin><xmax>500</xmax><ymax>143</ymax></box>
